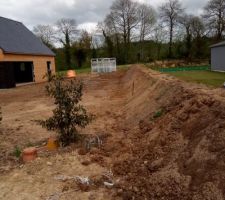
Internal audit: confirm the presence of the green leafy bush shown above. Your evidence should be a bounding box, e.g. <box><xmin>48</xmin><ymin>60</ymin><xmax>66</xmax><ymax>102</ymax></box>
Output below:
<box><xmin>40</xmin><ymin>76</ymin><xmax>93</xmax><ymax>146</ymax></box>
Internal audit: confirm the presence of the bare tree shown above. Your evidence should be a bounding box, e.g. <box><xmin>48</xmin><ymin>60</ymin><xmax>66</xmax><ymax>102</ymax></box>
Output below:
<box><xmin>179</xmin><ymin>14</ymin><xmax>194</xmax><ymax>59</ymax></box>
<box><xmin>98</xmin><ymin>15</ymin><xmax>117</xmax><ymax>58</ymax></box>
<box><xmin>111</xmin><ymin>0</ymin><xmax>139</xmax><ymax>45</ymax></box>
<box><xmin>138</xmin><ymin>4</ymin><xmax>156</xmax><ymax>60</ymax></box>
<box><xmin>109</xmin><ymin>0</ymin><xmax>140</xmax><ymax>62</ymax></box>
<box><xmin>203</xmin><ymin>0</ymin><xmax>225</xmax><ymax>41</ymax></box>
<box><xmin>33</xmin><ymin>25</ymin><xmax>55</xmax><ymax>48</ymax></box>
<box><xmin>153</xmin><ymin>24</ymin><xmax>167</xmax><ymax>60</ymax></box>
<box><xmin>56</xmin><ymin>18</ymin><xmax>77</xmax><ymax>69</ymax></box>
<box><xmin>99</xmin><ymin>0</ymin><xmax>136</xmax><ymax>63</ymax></box>
<box><xmin>138</xmin><ymin>4</ymin><xmax>156</xmax><ymax>42</ymax></box>
<box><xmin>190</xmin><ymin>17</ymin><xmax>205</xmax><ymax>39</ymax></box>
<box><xmin>159</xmin><ymin>0</ymin><xmax>183</xmax><ymax>58</ymax></box>
<box><xmin>100</xmin><ymin>0</ymin><xmax>158</xmax><ymax>63</ymax></box>
<box><xmin>190</xmin><ymin>16</ymin><xmax>205</xmax><ymax>58</ymax></box>
<box><xmin>78</xmin><ymin>30</ymin><xmax>92</xmax><ymax>49</ymax></box>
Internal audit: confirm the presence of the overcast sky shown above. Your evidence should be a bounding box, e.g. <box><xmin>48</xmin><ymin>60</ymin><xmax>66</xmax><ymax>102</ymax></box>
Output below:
<box><xmin>0</xmin><ymin>0</ymin><xmax>207</xmax><ymax>32</ymax></box>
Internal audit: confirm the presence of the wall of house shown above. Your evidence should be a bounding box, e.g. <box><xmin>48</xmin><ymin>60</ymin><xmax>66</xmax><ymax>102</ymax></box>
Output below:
<box><xmin>0</xmin><ymin>49</ymin><xmax>55</xmax><ymax>82</ymax></box>
<box><xmin>211</xmin><ymin>46</ymin><xmax>225</xmax><ymax>72</ymax></box>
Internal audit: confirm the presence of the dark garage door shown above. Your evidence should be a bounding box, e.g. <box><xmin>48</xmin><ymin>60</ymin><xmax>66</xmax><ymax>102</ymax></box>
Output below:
<box><xmin>14</xmin><ymin>62</ymin><xmax>34</xmax><ymax>83</ymax></box>
<box><xmin>0</xmin><ymin>62</ymin><xmax>34</xmax><ymax>89</ymax></box>
<box><xmin>0</xmin><ymin>62</ymin><xmax>15</xmax><ymax>89</ymax></box>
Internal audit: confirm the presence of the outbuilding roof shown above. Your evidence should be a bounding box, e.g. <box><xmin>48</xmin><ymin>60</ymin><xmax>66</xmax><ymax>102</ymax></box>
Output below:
<box><xmin>210</xmin><ymin>41</ymin><xmax>225</xmax><ymax>48</ymax></box>
<box><xmin>0</xmin><ymin>17</ymin><xmax>55</xmax><ymax>56</ymax></box>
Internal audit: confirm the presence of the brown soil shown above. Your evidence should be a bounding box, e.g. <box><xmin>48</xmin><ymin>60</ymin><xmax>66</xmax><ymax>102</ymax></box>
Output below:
<box><xmin>0</xmin><ymin>66</ymin><xmax>225</xmax><ymax>200</ymax></box>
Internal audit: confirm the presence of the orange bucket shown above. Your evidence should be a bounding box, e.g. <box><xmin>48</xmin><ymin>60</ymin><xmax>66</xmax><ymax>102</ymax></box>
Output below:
<box><xmin>47</xmin><ymin>136</ymin><xmax>59</xmax><ymax>150</ymax></box>
<box><xmin>67</xmin><ymin>70</ymin><xmax>76</xmax><ymax>78</ymax></box>
<box><xmin>22</xmin><ymin>147</ymin><xmax>37</xmax><ymax>162</ymax></box>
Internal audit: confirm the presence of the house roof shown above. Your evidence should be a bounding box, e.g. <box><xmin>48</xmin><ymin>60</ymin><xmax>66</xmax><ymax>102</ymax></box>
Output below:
<box><xmin>0</xmin><ymin>17</ymin><xmax>55</xmax><ymax>56</ymax></box>
<box><xmin>210</xmin><ymin>41</ymin><xmax>225</xmax><ymax>48</ymax></box>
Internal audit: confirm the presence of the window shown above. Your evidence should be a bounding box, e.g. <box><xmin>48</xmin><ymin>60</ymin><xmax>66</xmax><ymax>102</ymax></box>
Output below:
<box><xmin>20</xmin><ymin>63</ymin><xmax>25</xmax><ymax>71</ymax></box>
<box><xmin>47</xmin><ymin>61</ymin><xmax>51</xmax><ymax>71</ymax></box>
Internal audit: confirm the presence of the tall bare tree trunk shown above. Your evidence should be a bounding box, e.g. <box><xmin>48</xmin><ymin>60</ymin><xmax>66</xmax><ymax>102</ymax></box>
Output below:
<box><xmin>169</xmin><ymin>22</ymin><xmax>173</xmax><ymax>58</ymax></box>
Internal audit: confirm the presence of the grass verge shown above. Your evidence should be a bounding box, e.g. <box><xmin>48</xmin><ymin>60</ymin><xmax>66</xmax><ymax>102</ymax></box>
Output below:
<box><xmin>166</xmin><ymin>70</ymin><xmax>225</xmax><ymax>87</ymax></box>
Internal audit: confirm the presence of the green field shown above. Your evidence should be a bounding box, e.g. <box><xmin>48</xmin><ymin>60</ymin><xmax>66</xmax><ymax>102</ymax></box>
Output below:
<box><xmin>166</xmin><ymin>70</ymin><xmax>225</xmax><ymax>87</ymax></box>
<box><xmin>57</xmin><ymin>65</ymin><xmax>225</xmax><ymax>88</ymax></box>
<box><xmin>74</xmin><ymin>67</ymin><xmax>91</xmax><ymax>74</ymax></box>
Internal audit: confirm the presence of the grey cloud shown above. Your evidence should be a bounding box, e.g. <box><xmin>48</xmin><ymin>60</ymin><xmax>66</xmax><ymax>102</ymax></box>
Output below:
<box><xmin>182</xmin><ymin>0</ymin><xmax>206</xmax><ymax>15</ymax></box>
<box><xmin>0</xmin><ymin>0</ymin><xmax>114</xmax><ymax>29</ymax></box>
<box><xmin>0</xmin><ymin>0</ymin><xmax>208</xmax><ymax>30</ymax></box>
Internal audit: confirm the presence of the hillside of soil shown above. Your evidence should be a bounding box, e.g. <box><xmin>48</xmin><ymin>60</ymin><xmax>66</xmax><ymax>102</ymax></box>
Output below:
<box><xmin>105</xmin><ymin>67</ymin><xmax>225</xmax><ymax>200</ymax></box>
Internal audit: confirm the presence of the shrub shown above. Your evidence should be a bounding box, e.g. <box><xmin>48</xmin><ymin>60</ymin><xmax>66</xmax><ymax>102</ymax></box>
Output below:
<box><xmin>13</xmin><ymin>146</ymin><xmax>21</xmax><ymax>158</ymax></box>
<box><xmin>40</xmin><ymin>76</ymin><xmax>92</xmax><ymax>146</ymax></box>
<box><xmin>43</xmin><ymin>72</ymin><xmax>55</xmax><ymax>82</ymax></box>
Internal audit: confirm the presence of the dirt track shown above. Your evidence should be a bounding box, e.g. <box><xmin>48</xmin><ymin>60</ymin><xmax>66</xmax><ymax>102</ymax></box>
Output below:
<box><xmin>0</xmin><ymin>66</ymin><xmax>225</xmax><ymax>200</ymax></box>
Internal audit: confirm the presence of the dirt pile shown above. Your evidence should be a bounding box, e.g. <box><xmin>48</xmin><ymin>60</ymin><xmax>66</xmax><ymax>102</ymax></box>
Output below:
<box><xmin>0</xmin><ymin>66</ymin><xmax>225</xmax><ymax>200</ymax></box>
<box><xmin>103</xmin><ymin>67</ymin><xmax>225</xmax><ymax>200</ymax></box>
<box><xmin>146</xmin><ymin>59</ymin><xmax>208</xmax><ymax>68</ymax></box>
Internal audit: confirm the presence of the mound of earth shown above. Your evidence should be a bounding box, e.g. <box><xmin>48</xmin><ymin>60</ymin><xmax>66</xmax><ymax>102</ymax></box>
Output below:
<box><xmin>100</xmin><ymin>66</ymin><xmax>225</xmax><ymax>200</ymax></box>
<box><xmin>0</xmin><ymin>66</ymin><xmax>224</xmax><ymax>200</ymax></box>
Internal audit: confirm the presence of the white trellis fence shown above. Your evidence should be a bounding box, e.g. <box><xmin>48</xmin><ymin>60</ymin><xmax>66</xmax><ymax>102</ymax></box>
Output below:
<box><xmin>91</xmin><ymin>58</ymin><xmax>117</xmax><ymax>73</ymax></box>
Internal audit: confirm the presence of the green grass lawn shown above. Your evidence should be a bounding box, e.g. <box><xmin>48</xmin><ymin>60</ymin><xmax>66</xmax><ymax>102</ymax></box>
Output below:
<box><xmin>57</xmin><ymin>65</ymin><xmax>225</xmax><ymax>88</ymax></box>
<box><xmin>166</xmin><ymin>70</ymin><xmax>225</xmax><ymax>87</ymax></box>
<box><xmin>74</xmin><ymin>67</ymin><xmax>92</xmax><ymax>74</ymax></box>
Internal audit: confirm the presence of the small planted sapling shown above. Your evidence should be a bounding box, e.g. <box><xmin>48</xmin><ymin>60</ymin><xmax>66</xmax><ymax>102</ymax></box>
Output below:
<box><xmin>39</xmin><ymin>76</ymin><xmax>93</xmax><ymax>146</ymax></box>
<box><xmin>13</xmin><ymin>146</ymin><xmax>22</xmax><ymax>158</ymax></box>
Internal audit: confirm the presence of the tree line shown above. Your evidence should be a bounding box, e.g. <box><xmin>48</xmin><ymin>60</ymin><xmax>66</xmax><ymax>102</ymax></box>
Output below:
<box><xmin>33</xmin><ymin>0</ymin><xmax>225</xmax><ymax>70</ymax></box>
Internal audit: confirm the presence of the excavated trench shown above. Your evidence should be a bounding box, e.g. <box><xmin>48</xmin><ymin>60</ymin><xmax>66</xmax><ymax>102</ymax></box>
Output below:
<box><xmin>98</xmin><ymin>66</ymin><xmax>225</xmax><ymax>200</ymax></box>
<box><xmin>0</xmin><ymin>66</ymin><xmax>225</xmax><ymax>200</ymax></box>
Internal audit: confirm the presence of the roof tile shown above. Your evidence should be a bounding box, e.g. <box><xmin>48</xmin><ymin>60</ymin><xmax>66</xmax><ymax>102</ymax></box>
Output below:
<box><xmin>0</xmin><ymin>17</ymin><xmax>55</xmax><ymax>56</ymax></box>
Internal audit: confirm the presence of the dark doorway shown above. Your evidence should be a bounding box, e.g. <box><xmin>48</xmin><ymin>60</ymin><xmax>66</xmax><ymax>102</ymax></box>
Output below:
<box><xmin>0</xmin><ymin>61</ymin><xmax>34</xmax><ymax>89</ymax></box>
<box><xmin>0</xmin><ymin>62</ymin><xmax>15</xmax><ymax>89</ymax></box>
<box><xmin>14</xmin><ymin>62</ymin><xmax>34</xmax><ymax>83</ymax></box>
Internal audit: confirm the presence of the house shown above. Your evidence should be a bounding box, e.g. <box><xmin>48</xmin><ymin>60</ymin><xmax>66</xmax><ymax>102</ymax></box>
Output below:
<box><xmin>211</xmin><ymin>41</ymin><xmax>225</xmax><ymax>72</ymax></box>
<box><xmin>0</xmin><ymin>17</ymin><xmax>55</xmax><ymax>89</ymax></box>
